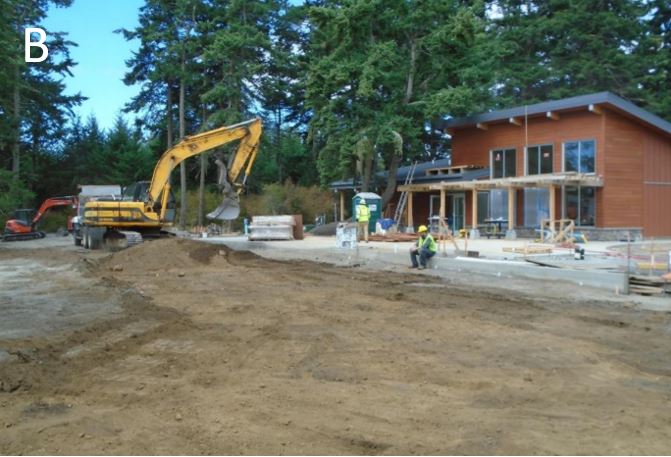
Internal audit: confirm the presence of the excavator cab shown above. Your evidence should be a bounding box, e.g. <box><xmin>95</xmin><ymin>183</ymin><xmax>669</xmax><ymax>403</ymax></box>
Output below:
<box><xmin>12</xmin><ymin>209</ymin><xmax>35</xmax><ymax>225</ymax></box>
<box><xmin>121</xmin><ymin>181</ymin><xmax>176</xmax><ymax>222</ymax></box>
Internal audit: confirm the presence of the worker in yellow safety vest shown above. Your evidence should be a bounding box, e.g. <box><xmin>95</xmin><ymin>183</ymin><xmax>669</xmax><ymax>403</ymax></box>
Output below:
<box><xmin>410</xmin><ymin>225</ymin><xmax>437</xmax><ymax>270</ymax></box>
<box><xmin>356</xmin><ymin>200</ymin><xmax>371</xmax><ymax>243</ymax></box>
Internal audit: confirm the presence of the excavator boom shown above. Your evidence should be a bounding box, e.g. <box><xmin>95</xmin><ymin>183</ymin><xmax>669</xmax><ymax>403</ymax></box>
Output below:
<box><xmin>147</xmin><ymin>118</ymin><xmax>262</xmax><ymax>216</ymax></box>
<box><xmin>81</xmin><ymin>118</ymin><xmax>262</xmax><ymax>249</ymax></box>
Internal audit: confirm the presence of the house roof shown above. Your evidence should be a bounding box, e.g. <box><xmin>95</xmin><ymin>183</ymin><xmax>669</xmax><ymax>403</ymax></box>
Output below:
<box><xmin>329</xmin><ymin>158</ymin><xmax>491</xmax><ymax>190</ymax></box>
<box><xmin>440</xmin><ymin>91</ymin><xmax>671</xmax><ymax>137</ymax></box>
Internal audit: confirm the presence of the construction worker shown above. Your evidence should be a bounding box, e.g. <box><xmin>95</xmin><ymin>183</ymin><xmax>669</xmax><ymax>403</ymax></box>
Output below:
<box><xmin>356</xmin><ymin>199</ymin><xmax>371</xmax><ymax>243</ymax></box>
<box><xmin>409</xmin><ymin>225</ymin><xmax>437</xmax><ymax>270</ymax></box>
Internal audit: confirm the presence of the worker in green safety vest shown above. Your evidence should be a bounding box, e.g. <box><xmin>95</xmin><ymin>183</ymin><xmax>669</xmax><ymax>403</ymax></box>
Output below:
<box><xmin>356</xmin><ymin>200</ymin><xmax>370</xmax><ymax>243</ymax></box>
<box><xmin>409</xmin><ymin>225</ymin><xmax>437</xmax><ymax>270</ymax></box>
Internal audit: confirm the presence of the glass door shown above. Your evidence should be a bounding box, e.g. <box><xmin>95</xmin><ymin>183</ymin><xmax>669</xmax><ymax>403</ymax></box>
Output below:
<box><xmin>450</xmin><ymin>193</ymin><xmax>465</xmax><ymax>231</ymax></box>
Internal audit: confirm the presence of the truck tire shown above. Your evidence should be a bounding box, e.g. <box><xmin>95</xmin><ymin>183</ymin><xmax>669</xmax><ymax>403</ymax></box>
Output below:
<box><xmin>83</xmin><ymin>227</ymin><xmax>90</xmax><ymax>249</ymax></box>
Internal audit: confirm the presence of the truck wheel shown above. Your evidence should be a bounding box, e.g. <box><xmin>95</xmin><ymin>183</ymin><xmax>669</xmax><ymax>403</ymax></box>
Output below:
<box><xmin>83</xmin><ymin>227</ymin><xmax>90</xmax><ymax>249</ymax></box>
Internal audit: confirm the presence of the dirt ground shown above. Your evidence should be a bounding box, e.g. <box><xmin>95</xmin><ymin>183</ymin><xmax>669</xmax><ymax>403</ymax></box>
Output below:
<box><xmin>1</xmin><ymin>237</ymin><xmax>671</xmax><ymax>455</ymax></box>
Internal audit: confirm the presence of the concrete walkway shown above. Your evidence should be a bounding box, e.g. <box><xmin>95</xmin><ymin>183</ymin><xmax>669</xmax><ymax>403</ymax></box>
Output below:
<box><xmin>201</xmin><ymin>234</ymin><xmax>671</xmax><ymax>312</ymax></box>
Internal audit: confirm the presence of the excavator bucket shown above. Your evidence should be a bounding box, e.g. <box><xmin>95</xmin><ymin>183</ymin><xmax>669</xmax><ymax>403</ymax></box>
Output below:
<box><xmin>207</xmin><ymin>157</ymin><xmax>242</xmax><ymax>221</ymax></box>
<box><xmin>206</xmin><ymin>193</ymin><xmax>240</xmax><ymax>220</ymax></box>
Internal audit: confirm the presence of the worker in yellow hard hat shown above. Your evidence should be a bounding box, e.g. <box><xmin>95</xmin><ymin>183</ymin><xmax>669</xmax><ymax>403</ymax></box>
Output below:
<box><xmin>356</xmin><ymin>199</ymin><xmax>371</xmax><ymax>243</ymax></box>
<box><xmin>409</xmin><ymin>225</ymin><xmax>437</xmax><ymax>270</ymax></box>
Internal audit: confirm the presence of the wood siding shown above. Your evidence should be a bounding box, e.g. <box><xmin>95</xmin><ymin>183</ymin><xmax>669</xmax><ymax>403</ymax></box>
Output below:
<box><xmin>642</xmin><ymin>127</ymin><xmax>671</xmax><ymax>236</ymax></box>
<box><xmin>603</xmin><ymin>110</ymin><xmax>644</xmax><ymax>228</ymax></box>
<box><xmin>451</xmin><ymin>110</ymin><xmax>606</xmax><ymax>228</ymax></box>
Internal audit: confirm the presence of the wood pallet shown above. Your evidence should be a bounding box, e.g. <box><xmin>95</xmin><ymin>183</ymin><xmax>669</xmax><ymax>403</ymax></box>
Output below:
<box><xmin>629</xmin><ymin>275</ymin><xmax>670</xmax><ymax>296</ymax></box>
<box><xmin>368</xmin><ymin>233</ymin><xmax>418</xmax><ymax>242</ymax></box>
<box><xmin>503</xmin><ymin>245</ymin><xmax>553</xmax><ymax>255</ymax></box>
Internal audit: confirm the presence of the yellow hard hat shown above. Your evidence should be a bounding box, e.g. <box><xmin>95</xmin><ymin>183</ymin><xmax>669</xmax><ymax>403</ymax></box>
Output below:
<box><xmin>418</xmin><ymin>225</ymin><xmax>428</xmax><ymax>233</ymax></box>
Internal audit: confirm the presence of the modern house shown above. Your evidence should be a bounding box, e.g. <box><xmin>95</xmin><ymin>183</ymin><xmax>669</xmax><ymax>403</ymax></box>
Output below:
<box><xmin>392</xmin><ymin>92</ymin><xmax>671</xmax><ymax>240</ymax></box>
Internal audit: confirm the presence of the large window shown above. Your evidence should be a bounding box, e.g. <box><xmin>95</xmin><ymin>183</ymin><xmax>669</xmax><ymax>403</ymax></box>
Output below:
<box><xmin>526</xmin><ymin>145</ymin><xmax>553</xmax><ymax>175</ymax></box>
<box><xmin>523</xmin><ymin>188</ymin><xmax>549</xmax><ymax>227</ymax></box>
<box><xmin>565</xmin><ymin>186</ymin><xmax>596</xmax><ymax>226</ymax></box>
<box><xmin>564</xmin><ymin>140</ymin><xmax>595</xmax><ymax>173</ymax></box>
<box><xmin>491</xmin><ymin>148</ymin><xmax>516</xmax><ymax>178</ymax></box>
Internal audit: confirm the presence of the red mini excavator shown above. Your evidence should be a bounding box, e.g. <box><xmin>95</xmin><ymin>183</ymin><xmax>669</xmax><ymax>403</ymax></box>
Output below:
<box><xmin>2</xmin><ymin>196</ymin><xmax>78</xmax><ymax>242</ymax></box>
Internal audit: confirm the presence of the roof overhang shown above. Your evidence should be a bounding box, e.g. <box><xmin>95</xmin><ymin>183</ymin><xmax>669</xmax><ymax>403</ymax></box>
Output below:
<box><xmin>440</xmin><ymin>92</ymin><xmax>671</xmax><ymax>138</ymax></box>
<box><xmin>398</xmin><ymin>172</ymin><xmax>604</xmax><ymax>192</ymax></box>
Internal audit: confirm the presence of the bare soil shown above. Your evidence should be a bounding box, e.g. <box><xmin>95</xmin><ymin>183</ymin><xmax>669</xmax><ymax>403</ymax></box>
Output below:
<box><xmin>1</xmin><ymin>238</ymin><xmax>671</xmax><ymax>454</ymax></box>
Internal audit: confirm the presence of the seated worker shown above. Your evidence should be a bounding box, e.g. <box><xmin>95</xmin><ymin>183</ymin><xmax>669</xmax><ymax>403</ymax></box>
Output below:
<box><xmin>409</xmin><ymin>225</ymin><xmax>437</xmax><ymax>270</ymax></box>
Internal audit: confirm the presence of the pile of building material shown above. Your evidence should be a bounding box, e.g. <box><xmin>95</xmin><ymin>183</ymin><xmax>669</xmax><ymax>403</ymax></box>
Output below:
<box><xmin>369</xmin><ymin>233</ymin><xmax>418</xmax><ymax>242</ymax></box>
<box><xmin>628</xmin><ymin>275</ymin><xmax>671</xmax><ymax>296</ymax></box>
<box><xmin>336</xmin><ymin>223</ymin><xmax>358</xmax><ymax>249</ymax></box>
<box><xmin>248</xmin><ymin>215</ymin><xmax>296</xmax><ymax>241</ymax></box>
<box><xmin>503</xmin><ymin>244</ymin><xmax>554</xmax><ymax>255</ymax></box>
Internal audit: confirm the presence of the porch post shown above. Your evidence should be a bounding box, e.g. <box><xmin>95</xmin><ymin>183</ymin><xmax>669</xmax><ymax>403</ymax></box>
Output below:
<box><xmin>439</xmin><ymin>188</ymin><xmax>445</xmax><ymax>221</ymax></box>
<box><xmin>549</xmin><ymin>185</ymin><xmax>556</xmax><ymax>231</ymax></box>
<box><xmin>470</xmin><ymin>188</ymin><xmax>480</xmax><ymax>239</ymax></box>
<box><xmin>407</xmin><ymin>191</ymin><xmax>414</xmax><ymax>232</ymax></box>
<box><xmin>339</xmin><ymin>191</ymin><xmax>345</xmax><ymax>222</ymax></box>
<box><xmin>506</xmin><ymin>187</ymin><xmax>517</xmax><ymax>239</ymax></box>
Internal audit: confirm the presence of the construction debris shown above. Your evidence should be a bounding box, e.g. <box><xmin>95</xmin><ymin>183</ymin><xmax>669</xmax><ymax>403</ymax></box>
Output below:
<box><xmin>503</xmin><ymin>245</ymin><xmax>554</xmax><ymax>255</ymax></box>
<box><xmin>248</xmin><ymin>215</ymin><xmax>295</xmax><ymax>241</ymax></box>
<box><xmin>629</xmin><ymin>275</ymin><xmax>671</xmax><ymax>296</ymax></box>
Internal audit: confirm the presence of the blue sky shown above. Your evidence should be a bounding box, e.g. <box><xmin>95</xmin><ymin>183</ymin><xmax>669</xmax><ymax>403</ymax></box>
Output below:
<box><xmin>43</xmin><ymin>0</ymin><xmax>144</xmax><ymax>131</ymax></box>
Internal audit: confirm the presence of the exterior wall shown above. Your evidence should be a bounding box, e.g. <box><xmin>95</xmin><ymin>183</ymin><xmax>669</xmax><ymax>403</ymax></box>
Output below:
<box><xmin>603</xmin><ymin>110</ymin><xmax>644</xmax><ymax>229</ymax></box>
<box><xmin>451</xmin><ymin>110</ymin><xmax>605</xmax><ymax>176</ymax></box>
<box><xmin>642</xmin><ymin>128</ymin><xmax>671</xmax><ymax>237</ymax></box>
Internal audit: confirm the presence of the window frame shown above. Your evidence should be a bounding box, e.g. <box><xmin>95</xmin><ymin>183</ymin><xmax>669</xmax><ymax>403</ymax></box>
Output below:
<box><xmin>563</xmin><ymin>185</ymin><xmax>597</xmax><ymax>227</ymax></box>
<box><xmin>525</xmin><ymin>143</ymin><xmax>554</xmax><ymax>176</ymax></box>
<box><xmin>490</xmin><ymin>147</ymin><xmax>517</xmax><ymax>179</ymax></box>
<box><xmin>562</xmin><ymin>139</ymin><xmax>597</xmax><ymax>174</ymax></box>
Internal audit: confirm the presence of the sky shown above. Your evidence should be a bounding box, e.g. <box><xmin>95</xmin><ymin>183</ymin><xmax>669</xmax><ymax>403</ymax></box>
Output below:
<box><xmin>42</xmin><ymin>0</ymin><xmax>145</xmax><ymax>131</ymax></box>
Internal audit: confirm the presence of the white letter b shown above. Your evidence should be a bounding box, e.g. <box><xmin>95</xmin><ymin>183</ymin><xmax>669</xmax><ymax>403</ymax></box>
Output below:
<box><xmin>25</xmin><ymin>28</ymin><xmax>49</xmax><ymax>63</ymax></box>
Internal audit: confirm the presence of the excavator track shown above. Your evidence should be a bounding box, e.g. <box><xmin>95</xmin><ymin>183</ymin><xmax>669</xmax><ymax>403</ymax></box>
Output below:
<box><xmin>1</xmin><ymin>231</ymin><xmax>45</xmax><ymax>242</ymax></box>
<box><xmin>102</xmin><ymin>230</ymin><xmax>143</xmax><ymax>250</ymax></box>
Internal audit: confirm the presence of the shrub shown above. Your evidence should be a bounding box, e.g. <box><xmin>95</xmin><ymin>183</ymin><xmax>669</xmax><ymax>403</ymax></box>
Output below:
<box><xmin>175</xmin><ymin>182</ymin><xmax>334</xmax><ymax>230</ymax></box>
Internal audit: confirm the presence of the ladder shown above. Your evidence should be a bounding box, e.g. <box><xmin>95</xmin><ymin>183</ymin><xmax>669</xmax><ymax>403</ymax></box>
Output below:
<box><xmin>394</xmin><ymin>161</ymin><xmax>418</xmax><ymax>226</ymax></box>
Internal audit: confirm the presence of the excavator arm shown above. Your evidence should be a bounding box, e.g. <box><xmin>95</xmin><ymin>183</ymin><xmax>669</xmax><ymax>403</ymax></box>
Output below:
<box><xmin>31</xmin><ymin>196</ymin><xmax>78</xmax><ymax>227</ymax></box>
<box><xmin>146</xmin><ymin>118</ymin><xmax>262</xmax><ymax>221</ymax></box>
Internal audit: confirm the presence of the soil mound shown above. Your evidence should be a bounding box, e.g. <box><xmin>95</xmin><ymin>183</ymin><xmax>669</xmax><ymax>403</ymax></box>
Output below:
<box><xmin>102</xmin><ymin>238</ymin><xmax>254</xmax><ymax>274</ymax></box>
<box><xmin>311</xmin><ymin>222</ymin><xmax>339</xmax><ymax>236</ymax></box>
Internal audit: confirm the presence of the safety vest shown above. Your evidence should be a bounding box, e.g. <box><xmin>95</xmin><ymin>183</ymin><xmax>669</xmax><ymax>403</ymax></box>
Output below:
<box><xmin>357</xmin><ymin>204</ymin><xmax>370</xmax><ymax>222</ymax></box>
<box><xmin>417</xmin><ymin>233</ymin><xmax>437</xmax><ymax>253</ymax></box>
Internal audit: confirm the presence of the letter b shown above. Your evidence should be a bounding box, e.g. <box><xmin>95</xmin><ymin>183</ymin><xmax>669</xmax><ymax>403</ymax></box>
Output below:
<box><xmin>25</xmin><ymin>28</ymin><xmax>49</xmax><ymax>63</ymax></box>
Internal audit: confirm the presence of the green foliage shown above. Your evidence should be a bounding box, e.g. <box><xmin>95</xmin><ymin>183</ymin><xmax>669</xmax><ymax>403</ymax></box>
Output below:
<box><xmin>242</xmin><ymin>181</ymin><xmax>333</xmax><ymax>224</ymax></box>
<box><xmin>37</xmin><ymin>210</ymin><xmax>69</xmax><ymax>233</ymax></box>
<box><xmin>0</xmin><ymin>169</ymin><xmax>35</xmax><ymax>222</ymax></box>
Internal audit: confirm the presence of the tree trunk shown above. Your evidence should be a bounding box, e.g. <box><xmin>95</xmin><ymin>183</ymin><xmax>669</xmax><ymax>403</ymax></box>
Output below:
<box><xmin>179</xmin><ymin>57</ymin><xmax>187</xmax><ymax>230</ymax></box>
<box><xmin>276</xmin><ymin>107</ymin><xmax>282</xmax><ymax>182</ymax></box>
<box><xmin>380</xmin><ymin>133</ymin><xmax>403</xmax><ymax>209</ymax></box>
<box><xmin>166</xmin><ymin>82</ymin><xmax>174</xmax><ymax>149</ymax></box>
<box><xmin>12</xmin><ymin>66</ymin><xmax>20</xmax><ymax>179</ymax></box>
<box><xmin>197</xmin><ymin>108</ymin><xmax>207</xmax><ymax>227</ymax></box>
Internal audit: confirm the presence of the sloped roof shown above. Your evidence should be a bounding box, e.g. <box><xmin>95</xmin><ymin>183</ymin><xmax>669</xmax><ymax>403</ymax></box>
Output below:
<box><xmin>330</xmin><ymin>158</ymin><xmax>491</xmax><ymax>190</ymax></box>
<box><xmin>440</xmin><ymin>91</ymin><xmax>671</xmax><ymax>137</ymax></box>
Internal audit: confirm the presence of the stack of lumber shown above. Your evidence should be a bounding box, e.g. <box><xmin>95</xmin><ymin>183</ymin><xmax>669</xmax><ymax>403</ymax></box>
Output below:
<box><xmin>368</xmin><ymin>233</ymin><xmax>418</xmax><ymax>242</ymax></box>
<box><xmin>502</xmin><ymin>245</ymin><xmax>553</xmax><ymax>255</ymax></box>
<box><xmin>629</xmin><ymin>275</ymin><xmax>670</xmax><ymax>296</ymax></box>
<box><xmin>248</xmin><ymin>215</ymin><xmax>295</xmax><ymax>240</ymax></box>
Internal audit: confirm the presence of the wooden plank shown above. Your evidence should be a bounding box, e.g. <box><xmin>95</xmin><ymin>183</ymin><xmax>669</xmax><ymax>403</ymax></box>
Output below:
<box><xmin>507</xmin><ymin>188</ymin><xmax>514</xmax><ymax>231</ymax></box>
<box><xmin>407</xmin><ymin>191</ymin><xmax>413</xmax><ymax>229</ymax></box>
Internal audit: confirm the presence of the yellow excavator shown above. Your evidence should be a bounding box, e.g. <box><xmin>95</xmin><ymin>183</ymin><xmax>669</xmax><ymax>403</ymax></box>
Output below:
<box><xmin>81</xmin><ymin>118</ymin><xmax>262</xmax><ymax>249</ymax></box>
